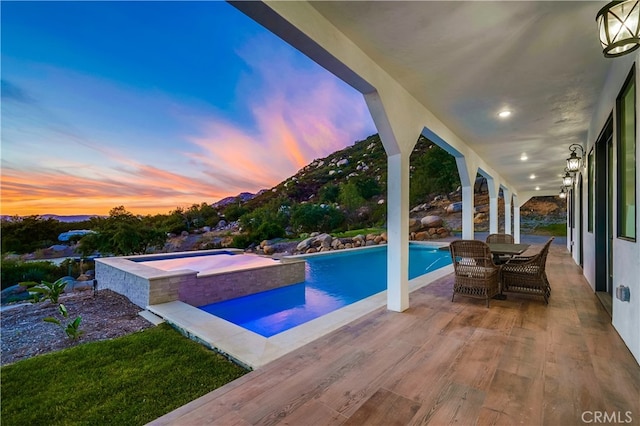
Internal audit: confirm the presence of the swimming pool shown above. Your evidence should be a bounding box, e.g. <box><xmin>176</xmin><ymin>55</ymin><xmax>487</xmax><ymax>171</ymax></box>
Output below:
<box><xmin>199</xmin><ymin>244</ymin><xmax>451</xmax><ymax>337</ymax></box>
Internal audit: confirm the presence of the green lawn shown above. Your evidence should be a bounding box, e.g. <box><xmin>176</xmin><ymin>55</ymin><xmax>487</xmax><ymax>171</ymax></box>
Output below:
<box><xmin>1</xmin><ymin>324</ymin><xmax>248</xmax><ymax>426</ymax></box>
<box><xmin>333</xmin><ymin>227</ymin><xmax>386</xmax><ymax>238</ymax></box>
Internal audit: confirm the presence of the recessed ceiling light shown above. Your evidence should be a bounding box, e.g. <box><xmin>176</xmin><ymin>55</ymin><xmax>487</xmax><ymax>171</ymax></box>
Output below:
<box><xmin>530</xmin><ymin>174</ymin><xmax>536</xmax><ymax>179</ymax></box>
<box><xmin>535</xmin><ymin>186</ymin><xmax>540</xmax><ymax>191</ymax></box>
<box><xmin>498</xmin><ymin>110</ymin><xmax>512</xmax><ymax>118</ymax></box>
<box><xmin>520</xmin><ymin>153</ymin><xmax>528</xmax><ymax>161</ymax></box>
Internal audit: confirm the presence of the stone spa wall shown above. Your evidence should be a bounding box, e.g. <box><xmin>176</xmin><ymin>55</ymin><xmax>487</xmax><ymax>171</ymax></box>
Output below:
<box><xmin>95</xmin><ymin>250</ymin><xmax>306</xmax><ymax>308</ymax></box>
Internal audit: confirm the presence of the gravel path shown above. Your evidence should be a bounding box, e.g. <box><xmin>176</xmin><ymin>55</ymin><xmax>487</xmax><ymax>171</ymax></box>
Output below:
<box><xmin>1</xmin><ymin>289</ymin><xmax>153</xmax><ymax>366</ymax></box>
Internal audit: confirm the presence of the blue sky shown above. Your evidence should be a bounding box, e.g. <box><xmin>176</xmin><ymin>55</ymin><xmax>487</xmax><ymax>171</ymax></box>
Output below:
<box><xmin>1</xmin><ymin>1</ymin><xmax>376</xmax><ymax>215</ymax></box>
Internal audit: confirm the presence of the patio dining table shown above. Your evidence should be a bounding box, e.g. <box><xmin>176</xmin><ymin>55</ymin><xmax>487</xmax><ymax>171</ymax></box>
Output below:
<box><xmin>487</xmin><ymin>242</ymin><xmax>530</xmax><ymax>300</ymax></box>
<box><xmin>487</xmin><ymin>242</ymin><xmax>530</xmax><ymax>257</ymax></box>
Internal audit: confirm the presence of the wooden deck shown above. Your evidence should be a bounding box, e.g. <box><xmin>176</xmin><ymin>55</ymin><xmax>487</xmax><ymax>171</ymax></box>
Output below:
<box><xmin>151</xmin><ymin>244</ymin><xmax>640</xmax><ymax>425</ymax></box>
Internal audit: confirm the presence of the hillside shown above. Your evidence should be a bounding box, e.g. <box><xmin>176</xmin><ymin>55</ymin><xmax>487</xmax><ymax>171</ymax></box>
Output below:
<box><xmin>219</xmin><ymin>133</ymin><xmax>565</xmax><ymax>235</ymax></box>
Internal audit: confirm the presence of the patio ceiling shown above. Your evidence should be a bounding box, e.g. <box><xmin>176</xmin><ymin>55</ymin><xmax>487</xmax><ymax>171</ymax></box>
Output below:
<box><xmin>240</xmin><ymin>1</ymin><xmax>613</xmax><ymax>196</ymax></box>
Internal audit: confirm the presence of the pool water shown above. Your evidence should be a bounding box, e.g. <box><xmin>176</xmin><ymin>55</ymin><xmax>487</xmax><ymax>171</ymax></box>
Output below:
<box><xmin>199</xmin><ymin>244</ymin><xmax>451</xmax><ymax>337</ymax></box>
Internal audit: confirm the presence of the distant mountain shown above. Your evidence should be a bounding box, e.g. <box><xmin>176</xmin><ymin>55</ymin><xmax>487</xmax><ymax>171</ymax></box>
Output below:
<box><xmin>0</xmin><ymin>214</ymin><xmax>102</xmax><ymax>223</ymax></box>
<box><xmin>212</xmin><ymin>192</ymin><xmax>260</xmax><ymax>208</ymax></box>
<box><xmin>41</xmin><ymin>214</ymin><xmax>102</xmax><ymax>222</ymax></box>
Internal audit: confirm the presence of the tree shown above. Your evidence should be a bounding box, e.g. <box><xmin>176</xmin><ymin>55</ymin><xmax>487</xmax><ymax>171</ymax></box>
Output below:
<box><xmin>339</xmin><ymin>182</ymin><xmax>365</xmax><ymax>230</ymax></box>
<box><xmin>319</xmin><ymin>184</ymin><xmax>340</xmax><ymax>204</ymax></box>
<box><xmin>290</xmin><ymin>203</ymin><xmax>344</xmax><ymax>234</ymax></box>
<box><xmin>410</xmin><ymin>143</ymin><xmax>460</xmax><ymax>205</ymax></box>
<box><xmin>78</xmin><ymin>206</ymin><xmax>166</xmax><ymax>256</ymax></box>
<box><xmin>0</xmin><ymin>216</ymin><xmax>67</xmax><ymax>254</ymax></box>
<box><xmin>353</xmin><ymin>177</ymin><xmax>381</xmax><ymax>200</ymax></box>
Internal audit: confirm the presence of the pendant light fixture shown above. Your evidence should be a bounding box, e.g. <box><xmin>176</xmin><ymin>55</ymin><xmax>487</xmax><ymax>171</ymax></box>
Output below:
<box><xmin>596</xmin><ymin>1</ymin><xmax>640</xmax><ymax>57</ymax></box>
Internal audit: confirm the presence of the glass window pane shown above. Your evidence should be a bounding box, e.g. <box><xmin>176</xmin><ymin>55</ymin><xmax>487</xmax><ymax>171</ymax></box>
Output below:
<box><xmin>617</xmin><ymin>71</ymin><xmax>636</xmax><ymax>241</ymax></box>
<box><xmin>588</xmin><ymin>149</ymin><xmax>594</xmax><ymax>233</ymax></box>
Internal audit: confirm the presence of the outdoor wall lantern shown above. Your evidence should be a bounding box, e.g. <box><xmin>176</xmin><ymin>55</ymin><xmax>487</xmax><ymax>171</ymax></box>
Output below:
<box><xmin>566</xmin><ymin>143</ymin><xmax>585</xmax><ymax>172</ymax></box>
<box><xmin>597</xmin><ymin>0</ymin><xmax>640</xmax><ymax>57</ymax></box>
<box><xmin>559</xmin><ymin>187</ymin><xmax>568</xmax><ymax>199</ymax></box>
<box><xmin>562</xmin><ymin>169</ymin><xmax>574</xmax><ymax>187</ymax></box>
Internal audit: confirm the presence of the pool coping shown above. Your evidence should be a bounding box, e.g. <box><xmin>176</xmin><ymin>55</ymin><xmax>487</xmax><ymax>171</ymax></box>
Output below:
<box><xmin>147</xmin><ymin>242</ymin><xmax>453</xmax><ymax>370</ymax></box>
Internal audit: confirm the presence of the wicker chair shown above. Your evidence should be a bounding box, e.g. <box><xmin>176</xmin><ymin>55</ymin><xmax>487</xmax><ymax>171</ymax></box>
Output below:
<box><xmin>486</xmin><ymin>233</ymin><xmax>515</xmax><ymax>244</ymax></box>
<box><xmin>500</xmin><ymin>237</ymin><xmax>554</xmax><ymax>303</ymax></box>
<box><xmin>449</xmin><ymin>240</ymin><xmax>501</xmax><ymax>307</ymax></box>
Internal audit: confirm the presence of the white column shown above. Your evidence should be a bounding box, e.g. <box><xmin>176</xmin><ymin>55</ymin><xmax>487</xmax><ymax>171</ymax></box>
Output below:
<box><xmin>504</xmin><ymin>189</ymin><xmax>512</xmax><ymax>235</ymax></box>
<box><xmin>513</xmin><ymin>194</ymin><xmax>521</xmax><ymax>243</ymax></box>
<box><xmin>462</xmin><ymin>185</ymin><xmax>474</xmax><ymax>240</ymax></box>
<box><xmin>364</xmin><ymin>90</ymin><xmax>421</xmax><ymax>313</ymax></box>
<box><xmin>456</xmin><ymin>157</ymin><xmax>478</xmax><ymax>241</ymax></box>
<box><xmin>387</xmin><ymin>151</ymin><xmax>410</xmax><ymax>312</ymax></box>
<box><xmin>487</xmin><ymin>177</ymin><xmax>498</xmax><ymax>234</ymax></box>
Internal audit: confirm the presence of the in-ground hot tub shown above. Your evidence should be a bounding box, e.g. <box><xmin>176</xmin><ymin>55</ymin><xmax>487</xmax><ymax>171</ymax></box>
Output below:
<box><xmin>95</xmin><ymin>249</ymin><xmax>306</xmax><ymax>308</ymax></box>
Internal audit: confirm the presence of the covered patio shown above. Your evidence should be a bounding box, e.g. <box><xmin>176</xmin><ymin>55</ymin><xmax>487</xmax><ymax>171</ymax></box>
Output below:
<box><xmin>221</xmin><ymin>1</ymin><xmax>640</xmax><ymax>371</ymax></box>
<box><xmin>150</xmin><ymin>1</ymin><xmax>639</xmax><ymax>423</ymax></box>
<box><xmin>151</xmin><ymin>242</ymin><xmax>640</xmax><ymax>425</ymax></box>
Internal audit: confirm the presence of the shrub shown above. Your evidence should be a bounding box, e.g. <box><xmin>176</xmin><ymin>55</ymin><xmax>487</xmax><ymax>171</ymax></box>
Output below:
<box><xmin>0</xmin><ymin>259</ymin><xmax>66</xmax><ymax>291</ymax></box>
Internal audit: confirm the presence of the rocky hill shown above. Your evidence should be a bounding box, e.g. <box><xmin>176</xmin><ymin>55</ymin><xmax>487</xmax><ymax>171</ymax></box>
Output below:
<box><xmin>218</xmin><ymin>133</ymin><xmax>566</xmax><ymax>235</ymax></box>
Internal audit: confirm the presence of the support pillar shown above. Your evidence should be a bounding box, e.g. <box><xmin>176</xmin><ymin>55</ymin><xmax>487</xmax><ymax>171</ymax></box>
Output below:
<box><xmin>514</xmin><ymin>203</ymin><xmax>521</xmax><ymax>243</ymax></box>
<box><xmin>386</xmin><ymin>151</ymin><xmax>410</xmax><ymax>312</ymax></box>
<box><xmin>503</xmin><ymin>188</ymin><xmax>512</xmax><ymax>235</ymax></box>
<box><xmin>487</xmin><ymin>177</ymin><xmax>499</xmax><ymax>234</ymax></box>
<box><xmin>455</xmin><ymin>157</ymin><xmax>478</xmax><ymax>240</ymax></box>
<box><xmin>364</xmin><ymin>90</ymin><xmax>422</xmax><ymax>313</ymax></box>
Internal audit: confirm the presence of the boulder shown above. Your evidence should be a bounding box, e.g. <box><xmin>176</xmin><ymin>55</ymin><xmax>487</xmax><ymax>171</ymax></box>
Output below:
<box><xmin>296</xmin><ymin>237</ymin><xmax>315</xmax><ymax>252</ymax></box>
<box><xmin>409</xmin><ymin>218</ymin><xmax>422</xmax><ymax>233</ymax></box>
<box><xmin>317</xmin><ymin>233</ymin><xmax>333</xmax><ymax>248</ymax></box>
<box><xmin>474</xmin><ymin>212</ymin><xmax>488</xmax><ymax>223</ymax></box>
<box><xmin>337</xmin><ymin>158</ymin><xmax>349</xmax><ymax>167</ymax></box>
<box><xmin>421</xmin><ymin>215</ymin><xmax>443</xmax><ymax>228</ymax></box>
<box><xmin>475</xmin><ymin>204</ymin><xmax>490</xmax><ymax>213</ymax></box>
<box><xmin>306</xmin><ymin>247</ymin><xmax>318</xmax><ymax>254</ymax></box>
<box><xmin>415</xmin><ymin>231</ymin><xmax>429</xmax><ymax>241</ymax></box>
<box><xmin>1</xmin><ymin>284</ymin><xmax>30</xmax><ymax>304</ymax></box>
<box><xmin>446</xmin><ymin>202</ymin><xmax>463</xmax><ymax>214</ymax></box>
<box><xmin>365</xmin><ymin>240</ymin><xmax>377</xmax><ymax>246</ymax></box>
<box><xmin>263</xmin><ymin>245</ymin><xmax>275</xmax><ymax>255</ymax></box>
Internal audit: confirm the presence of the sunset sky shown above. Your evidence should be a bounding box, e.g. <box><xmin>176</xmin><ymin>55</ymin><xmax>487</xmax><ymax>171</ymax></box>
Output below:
<box><xmin>1</xmin><ymin>1</ymin><xmax>376</xmax><ymax>216</ymax></box>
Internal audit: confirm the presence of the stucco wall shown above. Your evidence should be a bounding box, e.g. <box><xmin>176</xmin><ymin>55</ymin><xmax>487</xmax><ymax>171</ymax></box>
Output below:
<box><xmin>584</xmin><ymin>54</ymin><xmax>640</xmax><ymax>364</ymax></box>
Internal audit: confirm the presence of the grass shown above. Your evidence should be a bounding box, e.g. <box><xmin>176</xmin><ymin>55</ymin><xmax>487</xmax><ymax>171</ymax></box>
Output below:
<box><xmin>0</xmin><ymin>324</ymin><xmax>248</xmax><ymax>426</ymax></box>
<box><xmin>333</xmin><ymin>227</ymin><xmax>386</xmax><ymax>238</ymax></box>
